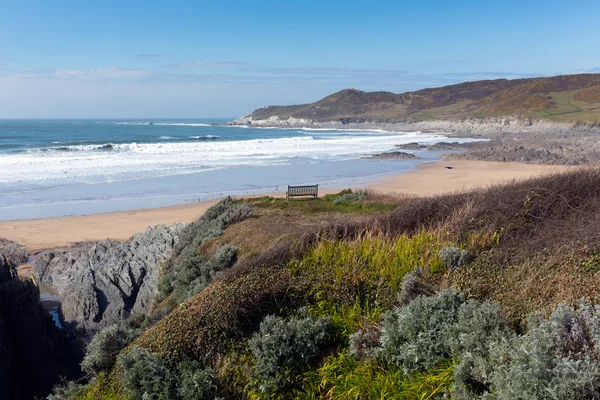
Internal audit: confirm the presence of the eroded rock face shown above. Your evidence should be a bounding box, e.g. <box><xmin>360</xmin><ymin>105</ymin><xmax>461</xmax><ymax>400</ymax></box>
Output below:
<box><xmin>0</xmin><ymin>254</ymin><xmax>82</xmax><ymax>400</ymax></box>
<box><xmin>0</xmin><ymin>238</ymin><xmax>29</xmax><ymax>265</ymax></box>
<box><xmin>34</xmin><ymin>224</ymin><xmax>182</xmax><ymax>332</ymax></box>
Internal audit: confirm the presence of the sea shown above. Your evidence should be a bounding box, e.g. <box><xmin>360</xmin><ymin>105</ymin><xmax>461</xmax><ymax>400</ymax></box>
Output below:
<box><xmin>0</xmin><ymin>119</ymin><xmax>475</xmax><ymax>220</ymax></box>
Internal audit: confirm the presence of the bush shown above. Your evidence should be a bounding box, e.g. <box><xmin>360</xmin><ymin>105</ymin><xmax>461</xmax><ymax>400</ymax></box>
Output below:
<box><xmin>487</xmin><ymin>302</ymin><xmax>600</xmax><ymax>399</ymax></box>
<box><xmin>119</xmin><ymin>346</ymin><xmax>176</xmax><ymax>399</ymax></box>
<box><xmin>439</xmin><ymin>247</ymin><xmax>471</xmax><ymax>271</ymax></box>
<box><xmin>333</xmin><ymin>190</ymin><xmax>368</xmax><ymax>205</ymax></box>
<box><xmin>249</xmin><ymin>315</ymin><xmax>331</xmax><ymax>393</ymax></box>
<box><xmin>81</xmin><ymin>322</ymin><xmax>142</xmax><ymax>374</ymax></box>
<box><xmin>119</xmin><ymin>346</ymin><xmax>217</xmax><ymax>400</ymax></box>
<box><xmin>177</xmin><ymin>360</ymin><xmax>218</xmax><ymax>400</ymax></box>
<box><xmin>47</xmin><ymin>379</ymin><xmax>87</xmax><ymax>400</ymax></box>
<box><xmin>450</xmin><ymin>301</ymin><xmax>514</xmax><ymax>397</ymax></box>
<box><xmin>378</xmin><ymin>289</ymin><xmax>465</xmax><ymax>374</ymax></box>
<box><xmin>214</xmin><ymin>244</ymin><xmax>238</xmax><ymax>271</ymax></box>
<box><xmin>157</xmin><ymin>196</ymin><xmax>251</xmax><ymax>303</ymax></box>
<box><xmin>397</xmin><ymin>267</ymin><xmax>434</xmax><ymax>305</ymax></box>
<box><xmin>349</xmin><ymin>324</ymin><xmax>381</xmax><ymax>361</ymax></box>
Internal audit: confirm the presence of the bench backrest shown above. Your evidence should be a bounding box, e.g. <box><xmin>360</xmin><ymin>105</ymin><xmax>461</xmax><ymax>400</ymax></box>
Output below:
<box><xmin>288</xmin><ymin>184</ymin><xmax>318</xmax><ymax>196</ymax></box>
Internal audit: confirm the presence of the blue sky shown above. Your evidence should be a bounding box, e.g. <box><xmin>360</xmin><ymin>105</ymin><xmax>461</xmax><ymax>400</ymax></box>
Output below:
<box><xmin>1</xmin><ymin>0</ymin><xmax>599</xmax><ymax>118</ymax></box>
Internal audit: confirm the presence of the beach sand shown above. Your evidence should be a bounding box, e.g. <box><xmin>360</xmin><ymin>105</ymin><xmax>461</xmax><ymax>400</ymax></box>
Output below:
<box><xmin>0</xmin><ymin>160</ymin><xmax>571</xmax><ymax>252</ymax></box>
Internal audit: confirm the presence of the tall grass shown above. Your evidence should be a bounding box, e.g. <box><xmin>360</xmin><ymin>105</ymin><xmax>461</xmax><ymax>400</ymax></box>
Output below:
<box><xmin>293</xmin><ymin>352</ymin><xmax>453</xmax><ymax>400</ymax></box>
<box><xmin>290</xmin><ymin>230</ymin><xmax>447</xmax><ymax>294</ymax></box>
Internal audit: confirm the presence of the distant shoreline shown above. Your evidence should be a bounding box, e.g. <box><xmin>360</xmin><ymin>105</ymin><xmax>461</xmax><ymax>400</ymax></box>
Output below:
<box><xmin>227</xmin><ymin>115</ymin><xmax>600</xmax><ymax>137</ymax></box>
<box><xmin>0</xmin><ymin>160</ymin><xmax>570</xmax><ymax>252</ymax></box>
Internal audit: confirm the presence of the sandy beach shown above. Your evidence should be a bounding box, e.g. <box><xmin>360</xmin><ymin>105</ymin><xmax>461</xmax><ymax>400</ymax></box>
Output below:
<box><xmin>0</xmin><ymin>160</ymin><xmax>570</xmax><ymax>252</ymax></box>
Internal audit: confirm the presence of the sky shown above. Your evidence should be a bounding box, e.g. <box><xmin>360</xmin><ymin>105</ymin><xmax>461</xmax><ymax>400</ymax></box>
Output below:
<box><xmin>1</xmin><ymin>0</ymin><xmax>599</xmax><ymax>118</ymax></box>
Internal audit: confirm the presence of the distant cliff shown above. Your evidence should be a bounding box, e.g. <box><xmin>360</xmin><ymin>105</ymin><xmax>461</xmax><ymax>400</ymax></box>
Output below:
<box><xmin>230</xmin><ymin>73</ymin><xmax>600</xmax><ymax>134</ymax></box>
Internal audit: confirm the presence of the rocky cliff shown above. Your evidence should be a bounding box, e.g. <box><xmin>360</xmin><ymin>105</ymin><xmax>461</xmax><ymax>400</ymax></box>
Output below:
<box><xmin>0</xmin><ymin>254</ymin><xmax>82</xmax><ymax>400</ymax></box>
<box><xmin>34</xmin><ymin>224</ymin><xmax>181</xmax><ymax>332</ymax></box>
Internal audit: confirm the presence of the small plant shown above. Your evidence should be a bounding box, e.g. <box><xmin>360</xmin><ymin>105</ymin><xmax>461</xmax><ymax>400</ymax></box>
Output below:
<box><xmin>249</xmin><ymin>315</ymin><xmax>331</xmax><ymax>393</ymax></box>
<box><xmin>333</xmin><ymin>190</ymin><xmax>368</xmax><ymax>205</ymax></box>
<box><xmin>119</xmin><ymin>346</ymin><xmax>176</xmax><ymax>399</ymax></box>
<box><xmin>378</xmin><ymin>289</ymin><xmax>465</xmax><ymax>373</ymax></box>
<box><xmin>439</xmin><ymin>247</ymin><xmax>471</xmax><ymax>271</ymax></box>
<box><xmin>349</xmin><ymin>324</ymin><xmax>381</xmax><ymax>361</ymax></box>
<box><xmin>81</xmin><ymin>322</ymin><xmax>142</xmax><ymax>374</ymax></box>
<box><xmin>450</xmin><ymin>300</ymin><xmax>514</xmax><ymax>397</ymax></box>
<box><xmin>177</xmin><ymin>360</ymin><xmax>218</xmax><ymax>400</ymax></box>
<box><xmin>397</xmin><ymin>267</ymin><xmax>434</xmax><ymax>305</ymax></box>
<box><xmin>47</xmin><ymin>379</ymin><xmax>87</xmax><ymax>400</ymax></box>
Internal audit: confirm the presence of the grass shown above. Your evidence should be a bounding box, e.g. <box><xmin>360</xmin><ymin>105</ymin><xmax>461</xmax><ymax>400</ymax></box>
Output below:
<box><xmin>528</xmin><ymin>90</ymin><xmax>600</xmax><ymax>123</ymax></box>
<box><xmin>245</xmin><ymin>191</ymin><xmax>398</xmax><ymax>215</ymax></box>
<box><xmin>290</xmin><ymin>230</ymin><xmax>447</xmax><ymax>295</ymax></box>
<box><xmin>292</xmin><ymin>353</ymin><xmax>453</xmax><ymax>400</ymax></box>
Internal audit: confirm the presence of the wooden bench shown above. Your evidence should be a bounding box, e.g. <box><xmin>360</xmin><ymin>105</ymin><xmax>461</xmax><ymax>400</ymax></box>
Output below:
<box><xmin>286</xmin><ymin>184</ymin><xmax>318</xmax><ymax>200</ymax></box>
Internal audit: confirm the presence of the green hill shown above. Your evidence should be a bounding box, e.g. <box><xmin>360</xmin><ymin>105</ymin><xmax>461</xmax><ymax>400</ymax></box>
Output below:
<box><xmin>235</xmin><ymin>73</ymin><xmax>600</xmax><ymax>124</ymax></box>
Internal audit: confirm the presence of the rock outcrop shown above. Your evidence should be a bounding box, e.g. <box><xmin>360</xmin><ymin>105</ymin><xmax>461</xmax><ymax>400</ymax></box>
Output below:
<box><xmin>363</xmin><ymin>151</ymin><xmax>420</xmax><ymax>160</ymax></box>
<box><xmin>0</xmin><ymin>238</ymin><xmax>29</xmax><ymax>265</ymax></box>
<box><xmin>34</xmin><ymin>224</ymin><xmax>181</xmax><ymax>332</ymax></box>
<box><xmin>0</xmin><ymin>254</ymin><xmax>81</xmax><ymax>400</ymax></box>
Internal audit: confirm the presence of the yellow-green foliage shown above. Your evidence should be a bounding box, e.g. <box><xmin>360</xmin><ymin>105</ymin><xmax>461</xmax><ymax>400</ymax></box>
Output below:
<box><xmin>290</xmin><ymin>352</ymin><xmax>453</xmax><ymax>400</ymax></box>
<box><xmin>308</xmin><ymin>296</ymin><xmax>384</xmax><ymax>343</ymax></box>
<box><xmin>291</xmin><ymin>230</ymin><xmax>447</xmax><ymax>295</ymax></box>
<box><xmin>75</xmin><ymin>372</ymin><xmax>130</xmax><ymax>400</ymax></box>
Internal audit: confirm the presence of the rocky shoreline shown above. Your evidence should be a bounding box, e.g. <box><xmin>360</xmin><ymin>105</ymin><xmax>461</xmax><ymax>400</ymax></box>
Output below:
<box><xmin>229</xmin><ymin>115</ymin><xmax>600</xmax><ymax>137</ymax></box>
<box><xmin>229</xmin><ymin>115</ymin><xmax>600</xmax><ymax>165</ymax></box>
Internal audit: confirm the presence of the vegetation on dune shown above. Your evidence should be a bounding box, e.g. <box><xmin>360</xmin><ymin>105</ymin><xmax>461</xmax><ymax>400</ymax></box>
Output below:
<box><xmin>66</xmin><ymin>169</ymin><xmax>600</xmax><ymax>399</ymax></box>
<box><xmin>245</xmin><ymin>189</ymin><xmax>397</xmax><ymax>214</ymax></box>
<box><xmin>156</xmin><ymin>196</ymin><xmax>251</xmax><ymax>309</ymax></box>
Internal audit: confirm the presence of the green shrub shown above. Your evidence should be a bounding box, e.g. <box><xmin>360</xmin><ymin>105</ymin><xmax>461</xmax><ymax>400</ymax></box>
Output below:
<box><xmin>397</xmin><ymin>267</ymin><xmax>434</xmax><ymax>305</ymax></box>
<box><xmin>487</xmin><ymin>302</ymin><xmax>600</xmax><ymax>399</ymax></box>
<box><xmin>47</xmin><ymin>379</ymin><xmax>87</xmax><ymax>400</ymax></box>
<box><xmin>249</xmin><ymin>315</ymin><xmax>331</xmax><ymax>393</ymax></box>
<box><xmin>349</xmin><ymin>324</ymin><xmax>381</xmax><ymax>361</ymax></box>
<box><xmin>214</xmin><ymin>244</ymin><xmax>238</xmax><ymax>270</ymax></box>
<box><xmin>333</xmin><ymin>190</ymin><xmax>367</xmax><ymax>205</ymax></box>
<box><xmin>378</xmin><ymin>289</ymin><xmax>465</xmax><ymax>373</ymax></box>
<box><xmin>81</xmin><ymin>322</ymin><xmax>142</xmax><ymax>374</ymax></box>
<box><xmin>119</xmin><ymin>346</ymin><xmax>218</xmax><ymax>400</ymax></box>
<box><xmin>157</xmin><ymin>196</ymin><xmax>250</xmax><ymax>303</ymax></box>
<box><xmin>451</xmin><ymin>301</ymin><xmax>514</xmax><ymax>397</ymax></box>
<box><xmin>177</xmin><ymin>360</ymin><xmax>218</xmax><ymax>400</ymax></box>
<box><xmin>439</xmin><ymin>246</ymin><xmax>471</xmax><ymax>271</ymax></box>
<box><xmin>119</xmin><ymin>346</ymin><xmax>177</xmax><ymax>399</ymax></box>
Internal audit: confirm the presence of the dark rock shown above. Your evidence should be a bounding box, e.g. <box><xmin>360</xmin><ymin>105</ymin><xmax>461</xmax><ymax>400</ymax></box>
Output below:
<box><xmin>0</xmin><ymin>238</ymin><xmax>29</xmax><ymax>265</ymax></box>
<box><xmin>396</xmin><ymin>142</ymin><xmax>426</xmax><ymax>150</ymax></box>
<box><xmin>34</xmin><ymin>224</ymin><xmax>182</xmax><ymax>332</ymax></box>
<box><xmin>364</xmin><ymin>151</ymin><xmax>420</xmax><ymax>160</ymax></box>
<box><xmin>0</xmin><ymin>254</ymin><xmax>82</xmax><ymax>399</ymax></box>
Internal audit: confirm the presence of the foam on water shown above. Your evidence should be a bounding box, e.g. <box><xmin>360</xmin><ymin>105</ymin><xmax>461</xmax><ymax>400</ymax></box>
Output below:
<box><xmin>0</xmin><ymin>119</ymin><xmax>480</xmax><ymax>219</ymax></box>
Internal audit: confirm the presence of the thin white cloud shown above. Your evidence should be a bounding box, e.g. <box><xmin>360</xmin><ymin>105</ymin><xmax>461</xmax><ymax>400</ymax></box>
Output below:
<box><xmin>136</xmin><ymin>53</ymin><xmax>168</xmax><ymax>58</ymax></box>
<box><xmin>166</xmin><ymin>60</ymin><xmax>248</xmax><ymax>68</ymax></box>
<box><xmin>55</xmin><ymin>69</ymin><xmax>86</xmax><ymax>78</ymax></box>
<box><xmin>54</xmin><ymin>66</ymin><xmax>149</xmax><ymax>79</ymax></box>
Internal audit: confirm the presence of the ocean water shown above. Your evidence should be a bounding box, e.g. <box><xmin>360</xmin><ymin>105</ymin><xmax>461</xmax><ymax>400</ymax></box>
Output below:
<box><xmin>0</xmin><ymin>119</ymin><xmax>474</xmax><ymax>220</ymax></box>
